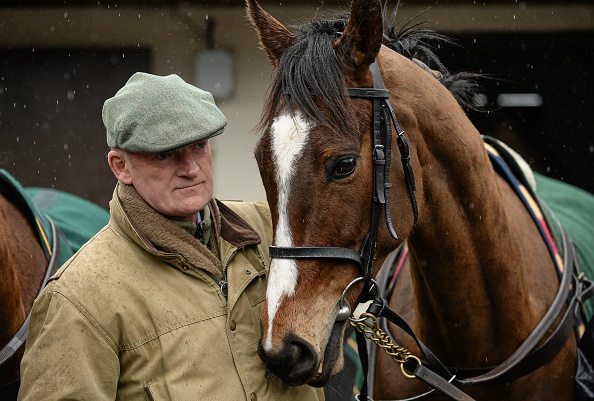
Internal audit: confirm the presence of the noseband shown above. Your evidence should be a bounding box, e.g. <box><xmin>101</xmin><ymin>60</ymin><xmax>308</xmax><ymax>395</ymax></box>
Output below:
<box><xmin>269</xmin><ymin>61</ymin><xmax>418</xmax><ymax>293</ymax></box>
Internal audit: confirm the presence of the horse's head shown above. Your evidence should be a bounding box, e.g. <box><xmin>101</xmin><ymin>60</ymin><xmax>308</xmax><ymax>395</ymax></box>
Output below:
<box><xmin>247</xmin><ymin>0</ymin><xmax>430</xmax><ymax>386</ymax></box>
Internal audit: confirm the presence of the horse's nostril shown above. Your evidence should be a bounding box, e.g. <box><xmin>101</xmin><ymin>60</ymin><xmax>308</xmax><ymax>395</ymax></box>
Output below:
<box><xmin>288</xmin><ymin>339</ymin><xmax>315</xmax><ymax>367</ymax></box>
<box><xmin>258</xmin><ymin>335</ymin><xmax>318</xmax><ymax>386</ymax></box>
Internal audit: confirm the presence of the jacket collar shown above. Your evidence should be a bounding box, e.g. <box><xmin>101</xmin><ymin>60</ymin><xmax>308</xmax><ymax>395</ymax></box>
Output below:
<box><xmin>217</xmin><ymin>200</ymin><xmax>261</xmax><ymax>248</ymax></box>
<box><xmin>111</xmin><ymin>183</ymin><xmax>261</xmax><ymax>280</ymax></box>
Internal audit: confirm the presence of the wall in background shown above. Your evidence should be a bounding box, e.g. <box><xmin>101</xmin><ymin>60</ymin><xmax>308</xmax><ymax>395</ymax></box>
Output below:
<box><xmin>0</xmin><ymin>3</ymin><xmax>592</xmax><ymax>207</ymax></box>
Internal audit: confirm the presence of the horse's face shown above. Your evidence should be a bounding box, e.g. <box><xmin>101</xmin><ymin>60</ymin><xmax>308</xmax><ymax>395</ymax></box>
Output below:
<box><xmin>247</xmin><ymin>0</ymin><xmax>412</xmax><ymax>386</ymax></box>
<box><xmin>251</xmin><ymin>124</ymin><xmax>370</xmax><ymax>385</ymax></box>
<box><xmin>253</xmin><ymin>103</ymin><xmax>374</xmax><ymax>387</ymax></box>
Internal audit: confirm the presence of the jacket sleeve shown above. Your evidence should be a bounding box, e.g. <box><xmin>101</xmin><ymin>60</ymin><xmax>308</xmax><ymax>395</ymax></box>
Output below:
<box><xmin>18</xmin><ymin>287</ymin><xmax>120</xmax><ymax>401</ymax></box>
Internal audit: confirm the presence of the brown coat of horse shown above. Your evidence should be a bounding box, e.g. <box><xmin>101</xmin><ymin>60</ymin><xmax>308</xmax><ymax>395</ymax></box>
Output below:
<box><xmin>246</xmin><ymin>0</ymin><xmax>577</xmax><ymax>399</ymax></box>
<box><xmin>0</xmin><ymin>195</ymin><xmax>46</xmax><ymax>388</ymax></box>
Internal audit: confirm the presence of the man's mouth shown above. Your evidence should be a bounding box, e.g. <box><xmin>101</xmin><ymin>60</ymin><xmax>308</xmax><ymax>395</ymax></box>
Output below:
<box><xmin>177</xmin><ymin>183</ymin><xmax>201</xmax><ymax>191</ymax></box>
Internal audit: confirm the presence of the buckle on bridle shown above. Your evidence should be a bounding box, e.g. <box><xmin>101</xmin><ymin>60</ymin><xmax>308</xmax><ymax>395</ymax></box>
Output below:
<box><xmin>373</xmin><ymin>145</ymin><xmax>386</xmax><ymax>164</ymax></box>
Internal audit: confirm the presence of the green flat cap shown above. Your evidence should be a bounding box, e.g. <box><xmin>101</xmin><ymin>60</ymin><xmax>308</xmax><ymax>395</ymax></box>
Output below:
<box><xmin>103</xmin><ymin>72</ymin><xmax>227</xmax><ymax>153</ymax></box>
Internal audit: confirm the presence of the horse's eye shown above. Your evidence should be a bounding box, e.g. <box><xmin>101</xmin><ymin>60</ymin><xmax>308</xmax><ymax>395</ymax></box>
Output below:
<box><xmin>333</xmin><ymin>156</ymin><xmax>357</xmax><ymax>178</ymax></box>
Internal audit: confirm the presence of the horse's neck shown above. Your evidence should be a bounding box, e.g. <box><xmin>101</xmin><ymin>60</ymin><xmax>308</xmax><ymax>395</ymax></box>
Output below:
<box><xmin>406</xmin><ymin>127</ymin><xmax>556</xmax><ymax>366</ymax></box>
<box><xmin>0</xmin><ymin>198</ymin><xmax>27</xmax><ymax>345</ymax></box>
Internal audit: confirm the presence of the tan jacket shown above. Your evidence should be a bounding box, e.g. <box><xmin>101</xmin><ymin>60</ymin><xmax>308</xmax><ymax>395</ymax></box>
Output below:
<box><xmin>18</xmin><ymin>184</ymin><xmax>324</xmax><ymax>401</ymax></box>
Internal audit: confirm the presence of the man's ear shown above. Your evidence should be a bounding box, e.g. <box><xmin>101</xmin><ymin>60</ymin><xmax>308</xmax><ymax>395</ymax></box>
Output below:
<box><xmin>108</xmin><ymin>150</ymin><xmax>133</xmax><ymax>185</ymax></box>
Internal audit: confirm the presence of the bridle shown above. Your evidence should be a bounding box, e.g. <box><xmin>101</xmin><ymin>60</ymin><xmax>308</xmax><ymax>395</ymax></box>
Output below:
<box><xmin>269</xmin><ymin>60</ymin><xmax>418</xmax><ymax>290</ymax></box>
<box><xmin>267</xmin><ymin>59</ymin><xmax>425</xmax><ymax>397</ymax></box>
<box><xmin>265</xmin><ymin>59</ymin><xmax>594</xmax><ymax>401</ymax></box>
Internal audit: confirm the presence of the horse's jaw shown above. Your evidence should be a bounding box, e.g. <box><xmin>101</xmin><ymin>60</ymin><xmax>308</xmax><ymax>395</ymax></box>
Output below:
<box><xmin>307</xmin><ymin>319</ymin><xmax>347</xmax><ymax>387</ymax></box>
<box><xmin>257</xmin><ymin>317</ymin><xmax>347</xmax><ymax>387</ymax></box>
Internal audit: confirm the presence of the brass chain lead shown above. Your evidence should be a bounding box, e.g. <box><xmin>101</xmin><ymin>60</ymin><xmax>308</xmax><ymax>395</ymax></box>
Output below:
<box><xmin>349</xmin><ymin>312</ymin><xmax>421</xmax><ymax>378</ymax></box>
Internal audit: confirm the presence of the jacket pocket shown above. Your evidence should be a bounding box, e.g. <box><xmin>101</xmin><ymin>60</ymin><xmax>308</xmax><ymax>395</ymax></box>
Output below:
<box><xmin>245</xmin><ymin>272</ymin><xmax>266</xmax><ymax>326</ymax></box>
<box><xmin>246</xmin><ymin>271</ymin><xmax>266</xmax><ymax>307</ymax></box>
<box><xmin>144</xmin><ymin>382</ymin><xmax>169</xmax><ymax>401</ymax></box>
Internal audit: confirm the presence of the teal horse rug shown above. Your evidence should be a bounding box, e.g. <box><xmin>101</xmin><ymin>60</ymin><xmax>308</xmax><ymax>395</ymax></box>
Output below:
<box><xmin>535</xmin><ymin>173</ymin><xmax>594</xmax><ymax>319</ymax></box>
<box><xmin>0</xmin><ymin>169</ymin><xmax>110</xmax><ymax>266</ymax></box>
<box><xmin>25</xmin><ymin>186</ymin><xmax>110</xmax><ymax>263</ymax></box>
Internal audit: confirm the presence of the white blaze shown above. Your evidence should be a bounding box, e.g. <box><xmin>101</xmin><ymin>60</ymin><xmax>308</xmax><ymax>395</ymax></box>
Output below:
<box><xmin>264</xmin><ymin>110</ymin><xmax>310</xmax><ymax>351</ymax></box>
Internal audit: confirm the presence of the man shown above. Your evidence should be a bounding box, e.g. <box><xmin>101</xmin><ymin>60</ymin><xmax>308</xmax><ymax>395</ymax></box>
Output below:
<box><xmin>18</xmin><ymin>73</ymin><xmax>324</xmax><ymax>401</ymax></box>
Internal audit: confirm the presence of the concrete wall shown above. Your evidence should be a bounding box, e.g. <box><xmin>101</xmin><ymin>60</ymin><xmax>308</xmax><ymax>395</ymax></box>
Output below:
<box><xmin>1</xmin><ymin>3</ymin><xmax>592</xmax><ymax>202</ymax></box>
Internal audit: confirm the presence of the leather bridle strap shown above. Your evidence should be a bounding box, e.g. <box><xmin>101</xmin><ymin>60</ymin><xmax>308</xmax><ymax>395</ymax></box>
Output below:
<box><xmin>269</xmin><ymin>246</ymin><xmax>362</xmax><ymax>267</ymax></box>
<box><xmin>268</xmin><ymin>61</ymin><xmax>417</xmax><ymax>286</ymax></box>
<box><xmin>348</xmin><ymin>61</ymin><xmax>418</xmax><ymax>230</ymax></box>
<box><xmin>365</xmin><ymin>226</ymin><xmax>592</xmax><ymax>401</ymax></box>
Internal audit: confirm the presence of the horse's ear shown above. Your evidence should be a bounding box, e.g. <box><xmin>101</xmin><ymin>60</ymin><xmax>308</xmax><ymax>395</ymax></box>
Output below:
<box><xmin>245</xmin><ymin>0</ymin><xmax>297</xmax><ymax>67</ymax></box>
<box><xmin>335</xmin><ymin>0</ymin><xmax>383</xmax><ymax>71</ymax></box>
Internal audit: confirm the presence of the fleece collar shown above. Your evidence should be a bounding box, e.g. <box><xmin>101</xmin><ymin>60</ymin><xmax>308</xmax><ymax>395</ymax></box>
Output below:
<box><xmin>113</xmin><ymin>183</ymin><xmax>261</xmax><ymax>280</ymax></box>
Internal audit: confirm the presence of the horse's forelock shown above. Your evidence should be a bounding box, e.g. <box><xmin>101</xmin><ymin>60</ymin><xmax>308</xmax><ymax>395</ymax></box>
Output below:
<box><xmin>259</xmin><ymin>17</ymin><xmax>358</xmax><ymax>136</ymax></box>
<box><xmin>257</xmin><ymin>13</ymin><xmax>483</xmax><ymax>137</ymax></box>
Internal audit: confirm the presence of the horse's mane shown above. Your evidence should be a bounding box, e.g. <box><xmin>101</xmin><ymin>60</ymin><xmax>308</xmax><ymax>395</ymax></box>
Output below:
<box><xmin>259</xmin><ymin>10</ymin><xmax>482</xmax><ymax>133</ymax></box>
<box><xmin>382</xmin><ymin>13</ymin><xmax>483</xmax><ymax>112</ymax></box>
<box><xmin>259</xmin><ymin>16</ymin><xmax>354</xmax><ymax>134</ymax></box>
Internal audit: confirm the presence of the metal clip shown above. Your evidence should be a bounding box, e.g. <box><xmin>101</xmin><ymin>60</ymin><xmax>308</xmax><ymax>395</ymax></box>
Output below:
<box><xmin>219</xmin><ymin>280</ymin><xmax>228</xmax><ymax>298</ymax></box>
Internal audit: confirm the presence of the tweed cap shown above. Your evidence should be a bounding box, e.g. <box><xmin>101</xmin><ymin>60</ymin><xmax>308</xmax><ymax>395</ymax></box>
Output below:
<box><xmin>103</xmin><ymin>72</ymin><xmax>227</xmax><ymax>153</ymax></box>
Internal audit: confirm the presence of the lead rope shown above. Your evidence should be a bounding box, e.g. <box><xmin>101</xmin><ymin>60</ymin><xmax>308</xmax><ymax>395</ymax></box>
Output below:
<box><xmin>351</xmin><ymin>314</ymin><xmax>467</xmax><ymax>401</ymax></box>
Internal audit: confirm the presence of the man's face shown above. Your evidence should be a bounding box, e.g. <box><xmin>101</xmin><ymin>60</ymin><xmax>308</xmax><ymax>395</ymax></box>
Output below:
<box><xmin>120</xmin><ymin>141</ymin><xmax>214</xmax><ymax>222</ymax></box>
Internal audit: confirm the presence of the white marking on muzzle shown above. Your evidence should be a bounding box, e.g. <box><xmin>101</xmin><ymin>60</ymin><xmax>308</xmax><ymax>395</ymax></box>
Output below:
<box><xmin>264</xmin><ymin>110</ymin><xmax>311</xmax><ymax>351</ymax></box>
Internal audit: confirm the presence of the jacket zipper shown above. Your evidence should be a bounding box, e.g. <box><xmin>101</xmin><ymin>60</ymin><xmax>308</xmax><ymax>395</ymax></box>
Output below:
<box><xmin>218</xmin><ymin>245</ymin><xmax>244</xmax><ymax>299</ymax></box>
<box><xmin>196</xmin><ymin>221</ymin><xmax>205</xmax><ymax>244</ymax></box>
<box><xmin>219</xmin><ymin>278</ymin><xmax>228</xmax><ymax>298</ymax></box>
<box><xmin>144</xmin><ymin>386</ymin><xmax>156</xmax><ymax>401</ymax></box>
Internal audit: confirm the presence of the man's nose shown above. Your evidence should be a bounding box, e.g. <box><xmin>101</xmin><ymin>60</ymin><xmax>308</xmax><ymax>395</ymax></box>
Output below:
<box><xmin>178</xmin><ymin>149</ymin><xmax>200</xmax><ymax>176</ymax></box>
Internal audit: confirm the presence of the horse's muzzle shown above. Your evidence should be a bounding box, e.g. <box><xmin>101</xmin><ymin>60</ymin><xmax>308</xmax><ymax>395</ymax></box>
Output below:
<box><xmin>258</xmin><ymin>334</ymin><xmax>320</xmax><ymax>386</ymax></box>
<box><xmin>258</xmin><ymin>317</ymin><xmax>347</xmax><ymax>387</ymax></box>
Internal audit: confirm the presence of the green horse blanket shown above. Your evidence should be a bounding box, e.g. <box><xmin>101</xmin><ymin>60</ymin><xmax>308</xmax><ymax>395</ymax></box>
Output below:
<box><xmin>0</xmin><ymin>169</ymin><xmax>109</xmax><ymax>267</ymax></box>
<box><xmin>535</xmin><ymin>173</ymin><xmax>594</xmax><ymax>320</ymax></box>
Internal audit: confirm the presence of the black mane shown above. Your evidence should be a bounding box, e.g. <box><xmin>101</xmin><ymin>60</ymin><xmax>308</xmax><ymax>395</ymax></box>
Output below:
<box><xmin>260</xmin><ymin>16</ymin><xmax>354</xmax><ymax>134</ymax></box>
<box><xmin>259</xmin><ymin>11</ymin><xmax>481</xmax><ymax>132</ymax></box>
<box><xmin>383</xmin><ymin>17</ymin><xmax>483</xmax><ymax>111</ymax></box>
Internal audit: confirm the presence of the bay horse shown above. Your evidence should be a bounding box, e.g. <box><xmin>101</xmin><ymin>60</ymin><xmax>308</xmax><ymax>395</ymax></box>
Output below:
<box><xmin>0</xmin><ymin>169</ymin><xmax>109</xmax><ymax>400</ymax></box>
<box><xmin>246</xmin><ymin>0</ymin><xmax>594</xmax><ymax>400</ymax></box>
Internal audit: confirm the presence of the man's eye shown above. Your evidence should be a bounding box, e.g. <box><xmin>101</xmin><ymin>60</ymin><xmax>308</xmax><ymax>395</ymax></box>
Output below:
<box><xmin>191</xmin><ymin>142</ymin><xmax>208</xmax><ymax>154</ymax></box>
<box><xmin>195</xmin><ymin>142</ymin><xmax>207</xmax><ymax>150</ymax></box>
<box><xmin>156</xmin><ymin>153</ymin><xmax>170</xmax><ymax>161</ymax></box>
